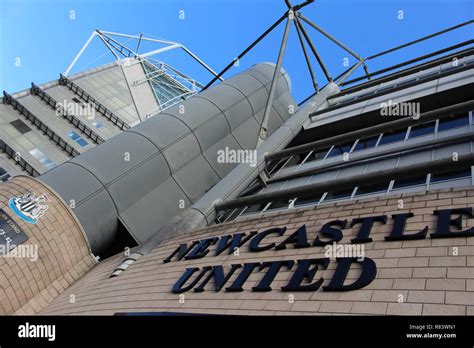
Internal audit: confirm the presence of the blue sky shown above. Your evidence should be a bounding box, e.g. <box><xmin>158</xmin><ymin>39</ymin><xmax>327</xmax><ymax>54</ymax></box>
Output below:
<box><xmin>0</xmin><ymin>0</ymin><xmax>472</xmax><ymax>102</ymax></box>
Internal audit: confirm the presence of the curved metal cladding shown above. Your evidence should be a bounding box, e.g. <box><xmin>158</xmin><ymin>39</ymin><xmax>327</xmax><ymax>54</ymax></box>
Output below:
<box><xmin>39</xmin><ymin>63</ymin><xmax>297</xmax><ymax>254</ymax></box>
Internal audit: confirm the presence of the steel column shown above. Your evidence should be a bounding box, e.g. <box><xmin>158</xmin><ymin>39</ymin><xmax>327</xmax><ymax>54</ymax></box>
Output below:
<box><xmin>258</xmin><ymin>12</ymin><xmax>293</xmax><ymax>145</ymax></box>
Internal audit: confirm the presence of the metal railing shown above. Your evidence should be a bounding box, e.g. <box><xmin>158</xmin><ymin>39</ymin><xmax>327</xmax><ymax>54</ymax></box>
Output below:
<box><xmin>31</xmin><ymin>83</ymin><xmax>105</xmax><ymax>145</ymax></box>
<box><xmin>0</xmin><ymin>139</ymin><xmax>41</xmax><ymax>177</ymax></box>
<box><xmin>3</xmin><ymin>91</ymin><xmax>80</xmax><ymax>157</ymax></box>
<box><xmin>310</xmin><ymin>56</ymin><xmax>474</xmax><ymax>118</ymax></box>
<box><xmin>59</xmin><ymin>74</ymin><xmax>130</xmax><ymax>130</ymax></box>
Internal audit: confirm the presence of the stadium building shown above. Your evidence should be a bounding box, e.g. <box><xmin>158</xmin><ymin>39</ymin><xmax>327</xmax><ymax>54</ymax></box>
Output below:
<box><xmin>0</xmin><ymin>4</ymin><xmax>473</xmax><ymax>316</ymax></box>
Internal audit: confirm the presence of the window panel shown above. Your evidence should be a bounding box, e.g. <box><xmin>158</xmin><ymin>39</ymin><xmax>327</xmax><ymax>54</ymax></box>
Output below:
<box><xmin>353</xmin><ymin>135</ymin><xmax>379</xmax><ymax>151</ymax></box>
<box><xmin>379</xmin><ymin>129</ymin><xmax>407</xmax><ymax>146</ymax></box>
<box><xmin>430</xmin><ymin>167</ymin><xmax>471</xmax><ymax>183</ymax></box>
<box><xmin>68</xmin><ymin>131</ymin><xmax>89</xmax><ymax>147</ymax></box>
<box><xmin>326</xmin><ymin>142</ymin><xmax>354</xmax><ymax>157</ymax></box>
<box><xmin>408</xmin><ymin>121</ymin><xmax>435</xmax><ymax>139</ymax></box>
<box><xmin>392</xmin><ymin>175</ymin><xmax>427</xmax><ymax>189</ymax></box>
<box><xmin>438</xmin><ymin>113</ymin><xmax>470</xmax><ymax>132</ymax></box>
<box><xmin>324</xmin><ymin>188</ymin><xmax>354</xmax><ymax>201</ymax></box>
<box><xmin>356</xmin><ymin>182</ymin><xmax>389</xmax><ymax>196</ymax></box>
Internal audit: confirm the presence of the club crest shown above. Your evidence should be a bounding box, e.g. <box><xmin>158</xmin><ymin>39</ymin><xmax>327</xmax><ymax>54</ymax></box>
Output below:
<box><xmin>8</xmin><ymin>193</ymin><xmax>49</xmax><ymax>225</ymax></box>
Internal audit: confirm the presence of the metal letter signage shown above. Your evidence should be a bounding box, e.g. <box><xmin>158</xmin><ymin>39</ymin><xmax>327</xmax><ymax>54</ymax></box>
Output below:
<box><xmin>166</xmin><ymin>208</ymin><xmax>474</xmax><ymax>293</ymax></box>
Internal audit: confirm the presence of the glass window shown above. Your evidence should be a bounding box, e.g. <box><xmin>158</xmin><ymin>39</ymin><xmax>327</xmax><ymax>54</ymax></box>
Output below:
<box><xmin>324</xmin><ymin>188</ymin><xmax>354</xmax><ymax>201</ymax></box>
<box><xmin>76</xmin><ymin>138</ymin><xmax>89</xmax><ymax>147</ymax></box>
<box><xmin>268</xmin><ymin>199</ymin><xmax>294</xmax><ymax>210</ymax></box>
<box><xmin>355</xmin><ymin>182</ymin><xmax>389</xmax><ymax>196</ymax></box>
<box><xmin>392</xmin><ymin>175</ymin><xmax>427</xmax><ymax>189</ymax></box>
<box><xmin>430</xmin><ymin>167</ymin><xmax>471</xmax><ymax>183</ymax></box>
<box><xmin>437</xmin><ymin>113</ymin><xmax>470</xmax><ymax>132</ymax></box>
<box><xmin>266</xmin><ymin>159</ymin><xmax>282</xmax><ymax>174</ymax></box>
<box><xmin>68</xmin><ymin>131</ymin><xmax>89</xmax><ymax>147</ymax></box>
<box><xmin>295</xmin><ymin>194</ymin><xmax>322</xmax><ymax>207</ymax></box>
<box><xmin>244</xmin><ymin>203</ymin><xmax>267</xmax><ymax>214</ymax></box>
<box><xmin>216</xmin><ymin>209</ymin><xmax>234</xmax><ymax>223</ymax></box>
<box><xmin>267</xmin><ymin>158</ymin><xmax>289</xmax><ymax>174</ymax></box>
<box><xmin>353</xmin><ymin>135</ymin><xmax>379</xmax><ymax>151</ymax></box>
<box><xmin>92</xmin><ymin>120</ymin><xmax>104</xmax><ymax>129</ymax></box>
<box><xmin>378</xmin><ymin>129</ymin><xmax>407</xmax><ymax>146</ymax></box>
<box><xmin>29</xmin><ymin>148</ymin><xmax>57</xmax><ymax>170</ymax></box>
<box><xmin>0</xmin><ymin>167</ymin><xmax>10</xmax><ymax>182</ymax></box>
<box><xmin>408</xmin><ymin>122</ymin><xmax>436</xmax><ymax>139</ymax></box>
<box><xmin>68</xmin><ymin>131</ymin><xmax>80</xmax><ymax>141</ymax></box>
<box><xmin>296</xmin><ymin>151</ymin><xmax>311</xmax><ymax>164</ymax></box>
<box><xmin>305</xmin><ymin>148</ymin><xmax>330</xmax><ymax>162</ymax></box>
<box><xmin>326</xmin><ymin>142</ymin><xmax>354</xmax><ymax>157</ymax></box>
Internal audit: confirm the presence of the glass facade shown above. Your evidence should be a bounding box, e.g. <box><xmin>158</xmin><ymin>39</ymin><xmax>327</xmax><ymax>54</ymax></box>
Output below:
<box><xmin>142</xmin><ymin>61</ymin><xmax>193</xmax><ymax>110</ymax></box>
<box><xmin>216</xmin><ymin>108</ymin><xmax>474</xmax><ymax>223</ymax></box>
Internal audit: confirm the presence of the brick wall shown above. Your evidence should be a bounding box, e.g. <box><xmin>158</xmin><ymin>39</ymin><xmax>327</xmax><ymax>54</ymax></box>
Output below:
<box><xmin>0</xmin><ymin>176</ymin><xmax>96</xmax><ymax>314</ymax></box>
<box><xmin>40</xmin><ymin>187</ymin><xmax>474</xmax><ymax>315</ymax></box>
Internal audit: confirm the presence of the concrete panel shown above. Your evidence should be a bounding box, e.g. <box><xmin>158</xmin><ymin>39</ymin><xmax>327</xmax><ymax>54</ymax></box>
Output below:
<box><xmin>202</xmin><ymin>133</ymin><xmax>243</xmax><ymax>178</ymax></box>
<box><xmin>197</xmin><ymin>84</ymin><xmax>254</xmax><ymax>130</ymax></box>
<box><xmin>192</xmin><ymin>107</ymin><xmax>231</xmax><ymax>151</ymax></box>
<box><xmin>46</xmin><ymin>85</ymin><xmax>121</xmax><ymax>140</ymax></box>
<box><xmin>163</xmin><ymin>96</ymin><xmax>222</xmax><ymax>131</ymax></box>
<box><xmin>172</xmin><ymin>155</ymin><xmax>221</xmax><ymax>202</ymax></box>
<box><xmin>231</xmin><ymin>116</ymin><xmax>260</xmax><ymax>150</ymax></box>
<box><xmin>71</xmin><ymin>131</ymin><xmax>169</xmax><ymax>185</ymax></box>
<box><xmin>132</xmin><ymin>113</ymin><xmax>193</xmax><ymax>149</ymax></box>
<box><xmin>161</xmin><ymin>133</ymin><xmax>202</xmax><ymax>173</ymax></box>
<box><xmin>119</xmin><ymin>177</ymin><xmax>191</xmax><ymax>243</ymax></box>
<box><xmin>121</xmin><ymin>60</ymin><xmax>160</xmax><ymax>119</ymax></box>
<box><xmin>40</xmin><ymin>162</ymin><xmax>117</xmax><ymax>252</ymax></box>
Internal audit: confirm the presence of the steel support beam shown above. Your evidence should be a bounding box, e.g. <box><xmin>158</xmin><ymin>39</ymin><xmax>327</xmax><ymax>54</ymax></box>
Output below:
<box><xmin>335</xmin><ymin>59</ymin><xmax>366</xmax><ymax>85</ymax></box>
<box><xmin>342</xmin><ymin>40</ymin><xmax>474</xmax><ymax>87</ymax></box>
<box><xmin>367</xmin><ymin>19</ymin><xmax>473</xmax><ymax>60</ymax></box>
<box><xmin>298</xmin><ymin>13</ymin><xmax>361</xmax><ymax>60</ymax></box>
<box><xmin>97</xmin><ymin>31</ymin><xmax>137</xmax><ymax>58</ymax></box>
<box><xmin>135</xmin><ymin>33</ymin><xmax>144</xmax><ymax>55</ymax></box>
<box><xmin>64</xmin><ymin>31</ymin><xmax>97</xmax><ymax>76</ymax></box>
<box><xmin>202</xmin><ymin>12</ymin><xmax>288</xmax><ymax>91</ymax></box>
<box><xmin>258</xmin><ymin>12</ymin><xmax>293</xmax><ymax>145</ymax></box>
<box><xmin>294</xmin><ymin>17</ymin><xmax>319</xmax><ymax>91</ymax></box>
<box><xmin>295</xmin><ymin>16</ymin><xmax>332</xmax><ymax>81</ymax></box>
<box><xmin>297</xmin><ymin>13</ymin><xmax>371</xmax><ymax>81</ymax></box>
<box><xmin>180</xmin><ymin>46</ymin><xmax>223</xmax><ymax>81</ymax></box>
<box><xmin>96</xmin><ymin>34</ymin><xmax>121</xmax><ymax>60</ymax></box>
